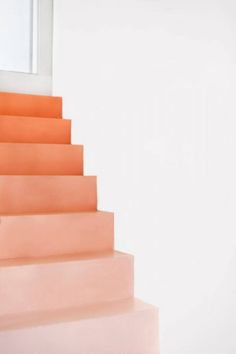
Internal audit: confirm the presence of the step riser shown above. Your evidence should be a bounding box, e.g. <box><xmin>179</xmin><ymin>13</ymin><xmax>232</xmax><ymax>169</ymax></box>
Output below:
<box><xmin>0</xmin><ymin>144</ymin><xmax>83</xmax><ymax>175</ymax></box>
<box><xmin>0</xmin><ymin>176</ymin><xmax>97</xmax><ymax>214</ymax></box>
<box><xmin>0</xmin><ymin>253</ymin><xmax>133</xmax><ymax>317</ymax></box>
<box><xmin>0</xmin><ymin>116</ymin><xmax>71</xmax><ymax>144</ymax></box>
<box><xmin>0</xmin><ymin>305</ymin><xmax>158</xmax><ymax>354</ymax></box>
<box><xmin>0</xmin><ymin>212</ymin><xmax>114</xmax><ymax>260</ymax></box>
<box><xmin>0</xmin><ymin>92</ymin><xmax>62</xmax><ymax>118</ymax></box>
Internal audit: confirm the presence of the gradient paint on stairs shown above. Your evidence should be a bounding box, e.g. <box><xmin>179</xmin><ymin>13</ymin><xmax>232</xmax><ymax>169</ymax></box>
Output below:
<box><xmin>0</xmin><ymin>115</ymin><xmax>71</xmax><ymax>144</ymax></box>
<box><xmin>0</xmin><ymin>91</ymin><xmax>159</xmax><ymax>353</ymax></box>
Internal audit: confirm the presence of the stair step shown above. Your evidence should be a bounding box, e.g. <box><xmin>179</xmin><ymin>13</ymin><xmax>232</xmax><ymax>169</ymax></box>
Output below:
<box><xmin>0</xmin><ymin>211</ymin><xmax>114</xmax><ymax>260</ymax></box>
<box><xmin>0</xmin><ymin>298</ymin><xmax>159</xmax><ymax>354</ymax></box>
<box><xmin>0</xmin><ymin>115</ymin><xmax>71</xmax><ymax>144</ymax></box>
<box><xmin>0</xmin><ymin>176</ymin><xmax>97</xmax><ymax>214</ymax></box>
<box><xmin>0</xmin><ymin>252</ymin><xmax>133</xmax><ymax>317</ymax></box>
<box><xmin>0</xmin><ymin>143</ymin><xmax>83</xmax><ymax>175</ymax></box>
<box><xmin>0</xmin><ymin>92</ymin><xmax>62</xmax><ymax>118</ymax></box>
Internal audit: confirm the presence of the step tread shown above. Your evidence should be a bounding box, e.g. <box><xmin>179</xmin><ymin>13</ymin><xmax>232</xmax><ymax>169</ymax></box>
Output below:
<box><xmin>0</xmin><ymin>142</ymin><xmax>80</xmax><ymax>147</ymax></box>
<box><xmin>0</xmin><ymin>115</ymin><xmax>68</xmax><ymax>121</ymax></box>
<box><xmin>0</xmin><ymin>298</ymin><xmax>156</xmax><ymax>331</ymax></box>
<box><xmin>0</xmin><ymin>210</ymin><xmax>110</xmax><ymax>217</ymax></box>
<box><xmin>0</xmin><ymin>250</ymin><xmax>129</xmax><ymax>268</ymax></box>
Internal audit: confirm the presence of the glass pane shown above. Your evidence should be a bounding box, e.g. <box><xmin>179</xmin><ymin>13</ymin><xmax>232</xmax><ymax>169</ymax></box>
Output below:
<box><xmin>0</xmin><ymin>0</ymin><xmax>37</xmax><ymax>73</ymax></box>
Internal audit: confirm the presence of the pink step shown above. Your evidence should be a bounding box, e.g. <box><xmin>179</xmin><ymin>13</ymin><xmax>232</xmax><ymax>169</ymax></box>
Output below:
<box><xmin>0</xmin><ymin>298</ymin><xmax>159</xmax><ymax>354</ymax></box>
<box><xmin>0</xmin><ymin>143</ymin><xmax>83</xmax><ymax>175</ymax></box>
<box><xmin>0</xmin><ymin>92</ymin><xmax>62</xmax><ymax>118</ymax></box>
<box><xmin>0</xmin><ymin>115</ymin><xmax>71</xmax><ymax>144</ymax></box>
<box><xmin>0</xmin><ymin>176</ymin><xmax>97</xmax><ymax>214</ymax></box>
<box><xmin>0</xmin><ymin>252</ymin><xmax>133</xmax><ymax>317</ymax></box>
<box><xmin>0</xmin><ymin>211</ymin><xmax>114</xmax><ymax>260</ymax></box>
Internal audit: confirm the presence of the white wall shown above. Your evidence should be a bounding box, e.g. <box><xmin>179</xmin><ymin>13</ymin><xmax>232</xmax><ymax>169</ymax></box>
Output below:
<box><xmin>53</xmin><ymin>1</ymin><xmax>236</xmax><ymax>353</ymax></box>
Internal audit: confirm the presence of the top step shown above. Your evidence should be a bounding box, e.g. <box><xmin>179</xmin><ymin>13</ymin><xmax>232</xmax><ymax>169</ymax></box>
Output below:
<box><xmin>0</xmin><ymin>92</ymin><xmax>62</xmax><ymax>119</ymax></box>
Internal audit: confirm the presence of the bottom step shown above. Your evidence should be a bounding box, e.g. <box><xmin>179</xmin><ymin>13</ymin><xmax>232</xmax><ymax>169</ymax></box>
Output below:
<box><xmin>0</xmin><ymin>298</ymin><xmax>159</xmax><ymax>354</ymax></box>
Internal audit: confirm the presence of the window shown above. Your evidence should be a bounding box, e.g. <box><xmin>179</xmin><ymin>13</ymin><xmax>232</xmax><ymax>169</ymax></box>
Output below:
<box><xmin>0</xmin><ymin>0</ymin><xmax>53</xmax><ymax>94</ymax></box>
<box><xmin>0</xmin><ymin>0</ymin><xmax>38</xmax><ymax>73</ymax></box>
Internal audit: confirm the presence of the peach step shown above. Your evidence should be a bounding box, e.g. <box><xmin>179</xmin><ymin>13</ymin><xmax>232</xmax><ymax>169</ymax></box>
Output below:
<box><xmin>0</xmin><ymin>298</ymin><xmax>159</xmax><ymax>354</ymax></box>
<box><xmin>0</xmin><ymin>115</ymin><xmax>71</xmax><ymax>144</ymax></box>
<box><xmin>0</xmin><ymin>211</ymin><xmax>114</xmax><ymax>260</ymax></box>
<box><xmin>0</xmin><ymin>92</ymin><xmax>62</xmax><ymax>118</ymax></box>
<box><xmin>0</xmin><ymin>176</ymin><xmax>97</xmax><ymax>214</ymax></box>
<box><xmin>0</xmin><ymin>252</ymin><xmax>133</xmax><ymax>317</ymax></box>
<box><xmin>0</xmin><ymin>143</ymin><xmax>83</xmax><ymax>175</ymax></box>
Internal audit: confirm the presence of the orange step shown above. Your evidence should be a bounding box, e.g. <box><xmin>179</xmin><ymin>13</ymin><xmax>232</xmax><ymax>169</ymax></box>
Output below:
<box><xmin>0</xmin><ymin>143</ymin><xmax>83</xmax><ymax>175</ymax></box>
<box><xmin>0</xmin><ymin>92</ymin><xmax>62</xmax><ymax>118</ymax></box>
<box><xmin>0</xmin><ymin>211</ymin><xmax>114</xmax><ymax>260</ymax></box>
<box><xmin>0</xmin><ymin>252</ymin><xmax>133</xmax><ymax>317</ymax></box>
<box><xmin>0</xmin><ymin>115</ymin><xmax>71</xmax><ymax>144</ymax></box>
<box><xmin>0</xmin><ymin>299</ymin><xmax>159</xmax><ymax>354</ymax></box>
<box><xmin>0</xmin><ymin>176</ymin><xmax>97</xmax><ymax>214</ymax></box>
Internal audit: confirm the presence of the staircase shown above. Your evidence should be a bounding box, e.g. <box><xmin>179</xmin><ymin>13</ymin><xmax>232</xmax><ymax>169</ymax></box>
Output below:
<box><xmin>0</xmin><ymin>92</ymin><xmax>159</xmax><ymax>354</ymax></box>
